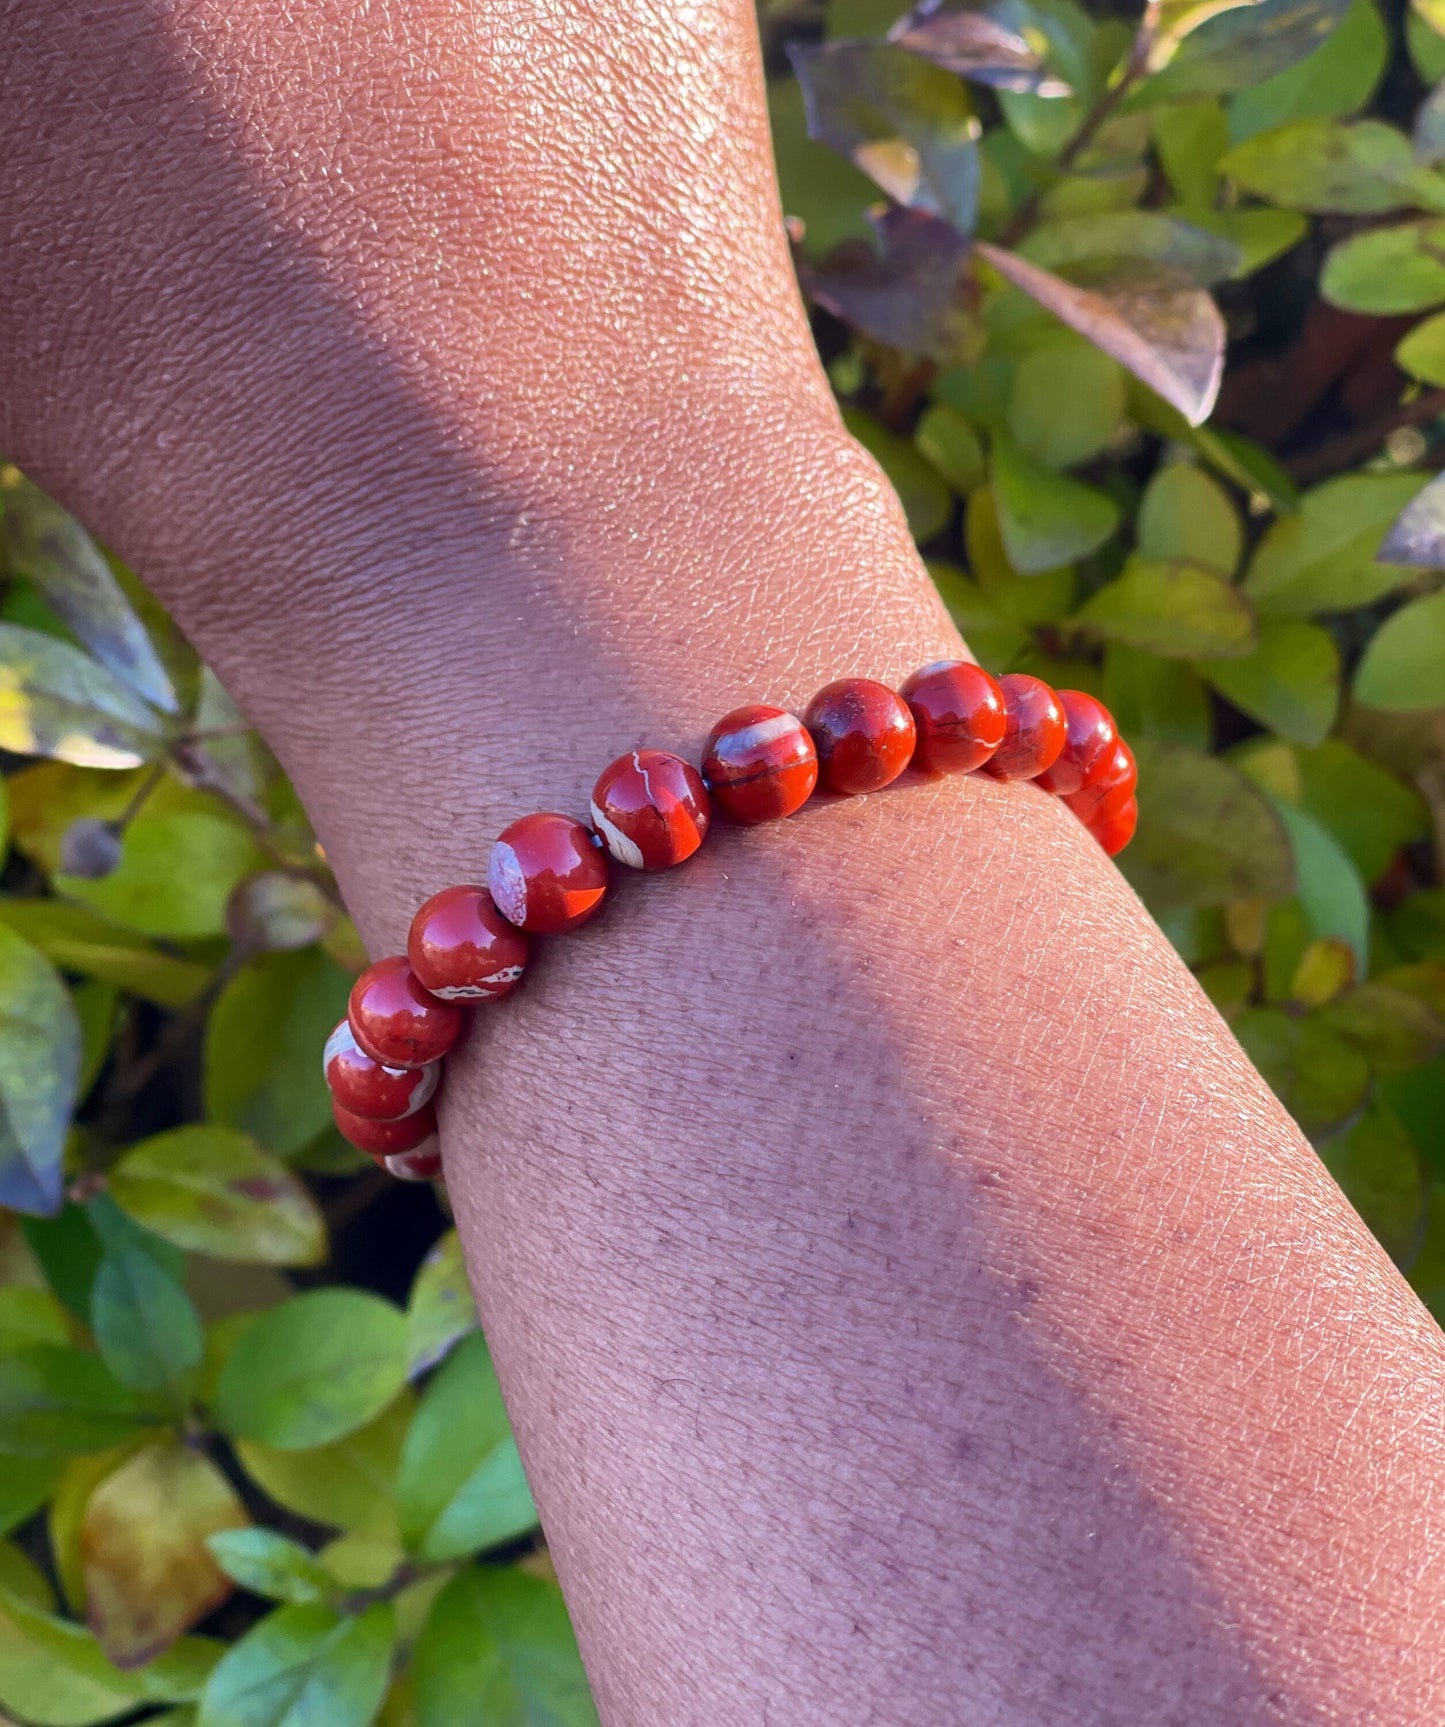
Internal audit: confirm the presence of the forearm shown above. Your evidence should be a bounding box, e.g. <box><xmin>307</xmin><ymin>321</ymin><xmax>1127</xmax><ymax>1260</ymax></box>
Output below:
<box><xmin>3</xmin><ymin>2</ymin><xmax>1444</xmax><ymax>1723</ymax></box>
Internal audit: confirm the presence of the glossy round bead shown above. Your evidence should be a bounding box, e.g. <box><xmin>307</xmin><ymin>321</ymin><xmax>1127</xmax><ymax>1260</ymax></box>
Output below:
<box><xmin>1033</xmin><ymin>691</ymin><xmax>1119</xmax><ymax>798</ymax></box>
<box><xmin>349</xmin><ymin>957</ymin><xmax>463</xmax><ymax>1069</ymax></box>
<box><xmin>489</xmin><ymin>812</ymin><xmax>609</xmax><ymax>933</ymax></box>
<box><xmin>333</xmin><ymin>1098</ymin><xmax>439</xmax><ymax>1158</ymax></box>
<box><xmin>407</xmin><ymin>885</ymin><xmax>530</xmax><ymax>1001</ymax></box>
<box><xmin>323</xmin><ymin>1019</ymin><xmax>439</xmax><ymax>1122</ymax></box>
<box><xmin>982</xmin><ymin>674</ymin><xmax>1067</xmax><ymax>781</ymax></box>
<box><xmin>702</xmin><ymin>704</ymin><xmax>818</xmax><ymax>824</ymax></box>
<box><xmin>590</xmin><ymin>749</ymin><xmax>711</xmax><ymax>870</ymax></box>
<box><xmin>803</xmin><ymin>678</ymin><xmax>916</xmax><ymax>796</ymax></box>
<box><xmin>384</xmin><ymin>1146</ymin><xmax>444</xmax><ymax>1182</ymax></box>
<box><xmin>1092</xmin><ymin>795</ymin><xmax>1138</xmax><ymax>857</ymax></box>
<box><xmin>900</xmin><ymin>660</ymin><xmax>1007</xmax><ymax>776</ymax></box>
<box><xmin>1065</xmin><ymin>740</ymin><xmax>1137</xmax><ymax>823</ymax></box>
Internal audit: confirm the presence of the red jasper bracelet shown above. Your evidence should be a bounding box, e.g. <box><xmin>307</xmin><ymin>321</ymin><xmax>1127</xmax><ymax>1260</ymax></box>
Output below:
<box><xmin>324</xmin><ymin>662</ymin><xmax>1138</xmax><ymax>1182</ymax></box>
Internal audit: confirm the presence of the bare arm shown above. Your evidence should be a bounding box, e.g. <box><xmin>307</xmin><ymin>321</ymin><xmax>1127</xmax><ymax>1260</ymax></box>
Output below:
<box><xmin>2</xmin><ymin>2</ymin><xmax>1443</xmax><ymax>1720</ymax></box>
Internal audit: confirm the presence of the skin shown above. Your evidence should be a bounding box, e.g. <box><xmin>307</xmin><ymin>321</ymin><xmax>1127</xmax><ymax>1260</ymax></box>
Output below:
<box><xmin>3</xmin><ymin>1</ymin><xmax>1444</xmax><ymax>1720</ymax></box>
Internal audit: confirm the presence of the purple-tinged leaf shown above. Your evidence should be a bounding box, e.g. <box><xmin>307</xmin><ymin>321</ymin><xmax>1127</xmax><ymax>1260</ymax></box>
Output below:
<box><xmin>975</xmin><ymin>240</ymin><xmax>1225</xmax><ymax>424</ymax></box>
<box><xmin>0</xmin><ymin>926</ymin><xmax>80</xmax><ymax>1216</ymax></box>
<box><xmin>1417</xmin><ymin>76</ymin><xmax>1445</xmax><ymax>167</ymax></box>
<box><xmin>888</xmin><ymin>0</ymin><xmax>1072</xmax><ymax>95</ymax></box>
<box><xmin>805</xmin><ymin>207</ymin><xmax>983</xmax><ymax>362</ymax></box>
<box><xmin>1</xmin><ymin>472</ymin><xmax>177</xmax><ymax>715</ymax></box>
<box><xmin>1378</xmin><ymin>470</ymin><xmax>1445</xmax><ymax>567</ymax></box>
<box><xmin>788</xmin><ymin>40</ymin><xmax>982</xmax><ymax>235</ymax></box>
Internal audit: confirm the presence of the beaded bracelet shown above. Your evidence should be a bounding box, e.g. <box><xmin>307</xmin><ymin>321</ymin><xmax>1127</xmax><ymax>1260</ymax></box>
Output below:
<box><xmin>323</xmin><ymin>663</ymin><xmax>1138</xmax><ymax>1182</ymax></box>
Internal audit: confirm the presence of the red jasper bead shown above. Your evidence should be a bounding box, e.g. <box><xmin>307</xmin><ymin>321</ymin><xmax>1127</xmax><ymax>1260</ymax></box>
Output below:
<box><xmin>1092</xmin><ymin>795</ymin><xmax>1138</xmax><ymax>857</ymax></box>
<box><xmin>982</xmin><ymin>674</ymin><xmax>1067</xmax><ymax>781</ymax></box>
<box><xmin>348</xmin><ymin>957</ymin><xmax>463</xmax><ymax>1069</ymax></box>
<box><xmin>1066</xmin><ymin>740</ymin><xmax>1137</xmax><ymax>823</ymax></box>
<box><xmin>1033</xmin><ymin>691</ymin><xmax>1118</xmax><ymax>798</ymax></box>
<box><xmin>590</xmin><ymin>749</ymin><xmax>711</xmax><ymax>870</ymax></box>
<box><xmin>489</xmin><ymin>812</ymin><xmax>609</xmax><ymax>933</ymax></box>
<box><xmin>900</xmin><ymin>660</ymin><xmax>1006</xmax><ymax>776</ymax></box>
<box><xmin>803</xmin><ymin>678</ymin><xmax>916</xmax><ymax>796</ymax></box>
<box><xmin>323</xmin><ymin>1018</ymin><xmax>439</xmax><ymax>1122</ymax></box>
<box><xmin>384</xmin><ymin>1147</ymin><xmax>444</xmax><ymax>1182</ymax></box>
<box><xmin>408</xmin><ymin>884</ymin><xmax>530</xmax><ymax>1001</ymax></box>
<box><xmin>702</xmin><ymin>704</ymin><xmax>818</xmax><ymax>824</ymax></box>
<box><xmin>333</xmin><ymin>1097</ymin><xmax>439</xmax><ymax>1158</ymax></box>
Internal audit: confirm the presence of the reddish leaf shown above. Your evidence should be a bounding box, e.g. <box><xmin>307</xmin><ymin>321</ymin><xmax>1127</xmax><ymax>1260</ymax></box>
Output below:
<box><xmin>974</xmin><ymin>240</ymin><xmax>1225</xmax><ymax>424</ymax></box>
<box><xmin>888</xmin><ymin>0</ymin><xmax>1072</xmax><ymax>94</ymax></box>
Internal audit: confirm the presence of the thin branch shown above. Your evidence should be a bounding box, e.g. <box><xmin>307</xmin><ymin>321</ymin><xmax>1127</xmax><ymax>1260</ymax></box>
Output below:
<box><xmin>1284</xmin><ymin>387</ymin><xmax>1445</xmax><ymax>484</ymax></box>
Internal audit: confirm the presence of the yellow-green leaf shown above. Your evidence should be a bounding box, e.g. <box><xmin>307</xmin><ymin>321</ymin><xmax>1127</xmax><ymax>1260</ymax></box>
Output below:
<box><xmin>109</xmin><ymin>1127</ymin><xmax>325</xmax><ymax>1267</ymax></box>
<box><xmin>82</xmin><ymin>1442</ymin><xmax>248</xmax><ymax>1669</ymax></box>
<box><xmin>236</xmin><ymin>1393</ymin><xmax>413</xmax><ymax>1541</ymax></box>
<box><xmin>1076</xmin><ymin>557</ymin><xmax>1256</xmax><ymax>658</ymax></box>
<box><xmin>1354</xmin><ymin>591</ymin><xmax>1445</xmax><ymax>710</ymax></box>
<box><xmin>1199</xmin><ymin>618</ymin><xmax>1341</xmax><ymax>745</ymax></box>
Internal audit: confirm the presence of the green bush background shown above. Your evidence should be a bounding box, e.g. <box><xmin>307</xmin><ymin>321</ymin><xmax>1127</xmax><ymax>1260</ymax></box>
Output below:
<box><xmin>3</xmin><ymin>0</ymin><xmax>1445</xmax><ymax>1719</ymax></box>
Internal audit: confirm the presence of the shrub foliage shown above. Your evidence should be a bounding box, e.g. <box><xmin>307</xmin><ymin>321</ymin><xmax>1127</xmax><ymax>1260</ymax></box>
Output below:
<box><xmin>2</xmin><ymin>0</ymin><xmax>1445</xmax><ymax>1718</ymax></box>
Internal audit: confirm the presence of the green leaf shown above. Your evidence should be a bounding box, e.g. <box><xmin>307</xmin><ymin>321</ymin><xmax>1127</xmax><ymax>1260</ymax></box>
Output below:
<box><xmin>926</xmin><ymin>561</ymin><xmax>1029</xmax><ymax>669</ymax></box>
<box><xmin>1410</xmin><ymin>1</ymin><xmax>1445</xmax><ymax>79</ymax></box>
<box><xmin>0</xmin><ymin>1283</ymin><xmax>71</xmax><ymax>1350</ymax></box>
<box><xmin>788</xmin><ymin>41</ymin><xmax>981</xmax><ymax>235</ymax></box>
<box><xmin>1220</xmin><ymin>119</ymin><xmax>1445</xmax><ymax>213</ymax></box>
<box><xmin>60</xmin><ymin>812</ymin><xmax>264</xmax><ymax>940</ymax></box>
<box><xmin>1018</xmin><ymin>212</ymin><xmax>1241</xmax><ymax>291</ymax></box>
<box><xmin>0</xmin><ymin>1539</ymin><xmax>54</xmax><ymax>1610</ymax></box>
<box><xmin>914</xmin><ymin>404</ymin><xmax>985</xmax><ymax>495</ymax></box>
<box><xmin>0</xmin><ymin>1455</ymin><xmax>63</xmax><ymax>1536</ymax></box>
<box><xmin>1154</xmin><ymin>98</ymin><xmax>1229</xmax><ymax>208</ymax></box>
<box><xmin>1192</xmin><ymin>424</ymin><xmax>1300</xmax><ymax>513</ymax></box>
<box><xmin>1235</xmin><ymin>1008</ymin><xmax>1371</xmax><ymax>1135</ymax></box>
<box><xmin>1137</xmin><ymin>462</ymin><xmax>1243</xmax><ymax>575</ymax></box>
<box><xmin>204</xmin><ymin>949</ymin><xmax>353</xmax><ymax>1159</ymax></box>
<box><xmin>1199</xmin><ymin>619</ymin><xmax>1340</xmax><ymax>745</ymax></box>
<box><xmin>1295</xmin><ymin>740</ymin><xmax>1429</xmax><ymax>882</ymax></box>
<box><xmin>1321</xmin><ymin>219</ymin><xmax>1445</xmax><ymax>312</ymax></box>
<box><xmin>1118</xmin><ymin>740</ymin><xmax>1294</xmax><ymax>909</ymax></box>
<box><xmin>21</xmin><ymin>1203</ymin><xmax>104</xmax><ymax>1320</ymax></box>
<box><xmin>975</xmin><ymin>240</ymin><xmax>1226</xmax><ymax>425</ymax></box>
<box><xmin>1354</xmin><ymin>591</ymin><xmax>1445</xmax><ymax>710</ymax></box>
<box><xmin>109</xmin><ymin>1126</ymin><xmax>325</xmax><ymax>1267</ymax></box>
<box><xmin>207</xmin><ymin>1531</ymin><xmax>335</xmax><ymax>1607</ymax></box>
<box><xmin>841</xmin><ymin>406</ymin><xmax>952</xmax><ymax>542</ymax></box>
<box><xmin>0</xmin><ymin>624</ymin><xmax>165</xmax><ymax>769</ymax></box>
<box><xmin>74</xmin><ymin>979</ymin><xmax>120</xmax><ymax>1101</ymax></box>
<box><xmin>0</xmin><ymin>925</ymin><xmax>81</xmax><ymax>1214</ymax></box>
<box><xmin>0</xmin><ymin>1345</ymin><xmax>144</xmax><ymax>1456</ymax></box>
<box><xmin>1271</xmin><ymin>799</ymin><xmax>1370</xmax><ymax>973</ymax></box>
<box><xmin>1241</xmin><ymin>472</ymin><xmax>1427</xmax><ymax>613</ymax></box>
<box><xmin>0</xmin><ymin>473</ymin><xmax>177</xmax><ymax>713</ymax></box>
<box><xmin>1005</xmin><ymin>336</ymin><xmax>1124</xmax><ymax>469</ymax></box>
<box><xmin>412</xmin><ymin>1568</ymin><xmax>598</xmax><ymax>1727</ymax></box>
<box><xmin>90</xmin><ymin>1236</ymin><xmax>203</xmax><ymax>1396</ymax></box>
<box><xmin>0</xmin><ymin>1580</ymin><xmax>207</xmax><ymax>1726</ymax></box>
<box><xmin>963</xmin><ymin>488</ymin><xmax>1077</xmax><ymax>621</ymax></box>
<box><xmin>0</xmin><ymin>899</ymin><xmax>210</xmax><ymax>1009</ymax></box>
<box><xmin>398</xmin><ymin>1334</ymin><xmax>537</xmax><ymax>1562</ymax></box>
<box><xmin>236</xmin><ymin>1394</ymin><xmax>413</xmax><ymax>1541</ymax></box>
<box><xmin>1103</xmin><ymin>644</ymin><xmax>1213</xmax><ymax>747</ymax></box>
<box><xmin>197</xmin><ymin>1601</ymin><xmax>394</xmax><ymax>1727</ymax></box>
<box><xmin>1227</xmin><ymin>0</ymin><xmax>1387</xmax><ymax>142</ymax></box>
<box><xmin>214</xmin><ymin>1290</ymin><xmax>408</xmax><ymax>1451</ymax></box>
<box><xmin>1147</xmin><ymin>0</ymin><xmax>1351</xmax><ymax>96</ymax></box>
<box><xmin>1395</xmin><ymin>310</ymin><xmax>1445</xmax><ymax>384</ymax></box>
<box><xmin>1076</xmin><ymin>557</ymin><xmax>1255</xmax><ymax>659</ymax></box>
<box><xmin>1182</xmin><ymin>206</ymin><xmax>1309</xmax><ymax>277</ymax></box>
<box><xmin>407</xmin><ymin>1230</ymin><xmax>478</xmax><ymax>1376</ymax></box>
<box><xmin>1320</xmin><ymin>1104</ymin><xmax>1428</xmax><ymax>1267</ymax></box>
<box><xmin>989</xmin><ymin>430</ymin><xmax>1118</xmax><ymax>573</ymax></box>
<box><xmin>766</xmin><ymin>77</ymin><xmax>876</xmax><ymax>257</ymax></box>
<box><xmin>1318</xmin><ymin>981</ymin><xmax>1445</xmax><ymax>1071</ymax></box>
<box><xmin>82</xmin><ymin>1442</ymin><xmax>247</xmax><ymax>1669</ymax></box>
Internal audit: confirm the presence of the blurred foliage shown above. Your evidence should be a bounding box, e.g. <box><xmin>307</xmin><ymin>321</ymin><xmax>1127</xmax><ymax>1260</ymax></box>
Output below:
<box><xmin>4</xmin><ymin>0</ymin><xmax>1445</xmax><ymax>1719</ymax></box>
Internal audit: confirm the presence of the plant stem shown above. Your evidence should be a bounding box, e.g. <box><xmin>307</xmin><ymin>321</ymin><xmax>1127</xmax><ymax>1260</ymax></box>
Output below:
<box><xmin>1285</xmin><ymin>387</ymin><xmax>1445</xmax><ymax>483</ymax></box>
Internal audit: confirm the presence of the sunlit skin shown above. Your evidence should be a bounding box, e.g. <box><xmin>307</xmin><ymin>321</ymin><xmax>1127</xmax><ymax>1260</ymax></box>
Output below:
<box><xmin>2</xmin><ymin>2</ymin><xmax>1444</xmax><ymax>1722</ymax></box>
